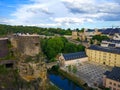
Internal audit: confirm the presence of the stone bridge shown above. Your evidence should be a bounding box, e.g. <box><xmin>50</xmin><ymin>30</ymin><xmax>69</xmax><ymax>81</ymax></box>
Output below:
<box><xmin>46</xmin><ymin>61</ymin><xmax>58</xmax><ymax>69</ymax></box>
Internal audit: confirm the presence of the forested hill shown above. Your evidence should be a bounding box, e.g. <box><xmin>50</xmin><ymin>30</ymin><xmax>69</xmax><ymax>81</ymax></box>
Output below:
<box><xmin>0</xmin><ymin>24</ymin><xmax>72</xmax><ymax>36</ymax></box>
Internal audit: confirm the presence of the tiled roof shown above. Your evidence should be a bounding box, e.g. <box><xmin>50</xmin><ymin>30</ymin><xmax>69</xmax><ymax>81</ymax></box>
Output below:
<box><xmin>98</xmin><ymin>29</ymin><xmax>104</xmax><ymax>32</ymax></box>
<box><xmin>88</xmin><ymin>45</ymin><xmax>120</xmax><ymax>54</ymax></box>
<box><xmin>87</xmin><ymin>29</ymin><xmax>95</xmax><ymax>32</ymax></box>
<box><xmin>102</xmin><ymin>28</ymin><xmax>120</xmax><ymax>35</ymax></box>
<box><xmin>104</xmin><ymin>67</ymin><xmax>120</xmax><ymax>82</ymax></box>
<box><xmin>102</xmin><ymin>39</ymin><xmax>120</xmax><ymax>43</ymax></box>
<box><xmin>63</xmin><ymin>52</ymin><xmax>87</xmax><ymax>61</ymax></box>
<box><xmin>108</xmin><ymin>44</ymin><xmax>115</xmax><ymax>47</ymax></box>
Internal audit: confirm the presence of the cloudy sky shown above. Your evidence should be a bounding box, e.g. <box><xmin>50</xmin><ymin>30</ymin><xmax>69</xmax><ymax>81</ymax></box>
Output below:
<box><xmin>1</xmin><ymin>0</ymin><xmax>120</xmax><ymax>29</ymax></box>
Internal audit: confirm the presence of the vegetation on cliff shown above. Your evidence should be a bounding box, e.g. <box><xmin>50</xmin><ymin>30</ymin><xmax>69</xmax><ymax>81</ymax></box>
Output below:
<box><xmin>0</xmin><ymin>24</ymin><xmax>72</xmax><ymax>36</ymax></box>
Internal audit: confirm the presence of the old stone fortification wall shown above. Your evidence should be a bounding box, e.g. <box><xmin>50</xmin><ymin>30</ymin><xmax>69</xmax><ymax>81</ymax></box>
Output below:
<box><xmin>10</xmin><ymin>35</ymin><xmax>47</xmax><ymax>90</ymax></box>
<box><xmin>0</xmin><ymin>39</ymin><xmax>9</xmax><ymax>58</ymax></box>
<box><xmin>10</xmin><ymin>35</ymin><xmax>41</xmax><ymax>56</ymax></box>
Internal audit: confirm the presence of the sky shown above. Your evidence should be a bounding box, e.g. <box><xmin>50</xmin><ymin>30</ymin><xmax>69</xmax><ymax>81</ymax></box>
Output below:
<box><xmin>1</xmin><ymin>0</ymin><xmax>120</xmax><ymax>29</ymax></box>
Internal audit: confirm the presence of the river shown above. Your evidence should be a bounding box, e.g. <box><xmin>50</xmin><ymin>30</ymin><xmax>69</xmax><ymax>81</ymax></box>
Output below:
<box><xmin>48</xmin><ymin>73</ymin><xmax>84</xmax><ymax>90</ymax></box>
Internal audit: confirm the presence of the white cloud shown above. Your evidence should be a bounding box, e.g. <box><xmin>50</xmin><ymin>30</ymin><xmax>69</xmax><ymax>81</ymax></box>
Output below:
<box><xmin>54</xmin><ymin>17</ymin><xmax>93</xmax><ymax>24</ymax></box>
<box><xmin>1</xmin><ymin>0</ymin><xmax>120</xmax><ymax>28</ymax></box>
<box><xmin>62</xmin><ymin>0</ymin><xmax>120</xmax><ymax>21</ymax></box>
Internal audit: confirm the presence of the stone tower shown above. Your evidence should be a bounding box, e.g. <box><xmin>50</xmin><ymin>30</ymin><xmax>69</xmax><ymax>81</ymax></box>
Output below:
<box><xmin>10</xmin><ymin>34</ymin><xmax>47</xmax><ymax>90</ymax></box>
<box><xmin>72</xmin><ymin>30</ymin><xmax>78</xmax><ymax>39</ymax></box>
<box><xmin>10</xmin><ymin>34</ymin><xmax>40</xmax><ymax>56</ymax></box>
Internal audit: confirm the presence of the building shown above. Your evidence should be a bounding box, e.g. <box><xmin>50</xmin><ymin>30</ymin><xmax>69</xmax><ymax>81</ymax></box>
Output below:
<box><xmin>72</xmin><ymin>28</ymin><xmax>103</xmax><ymax>41</ymax></box>
<box><xmin>72</xmin><ymin>30</ymin><xmax>78</xmax><ymax>39</ymax></box>
<box><xmin>101</xmin><ymin>39</ymin><xmax>120</xmax><ymax>48</ymax></box>
<box><xmin>10</xmin><ymin>33</ymin><xmax>40</xmax><ymax>56</ymax></box>
<box><xmin>113</xmin><ymin>33</ymin><xmax>120</xmax><ymax>40</ymax></box>
<box><xmin>59</xmin><ymin>52</ymin><xmax>88</xmax><ymax>66</ymax></box>
<box><xmin>86</xmin><ymin>45</ymin><xmax>120</xmax><ymax>67</ymax></box>
<box><xmin>103</xmin><ymin>67</ymin><xmax>120</xmax><ymax>90</ymax></box>
<box><xmin>102</xmin><ymin>28</ymin><xmax>120</xmax><ymax>39</ymax></box>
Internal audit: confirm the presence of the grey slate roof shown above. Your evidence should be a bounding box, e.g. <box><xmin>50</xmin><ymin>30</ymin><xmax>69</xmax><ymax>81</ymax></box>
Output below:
<box><xmin>103</xmin><ymin>39</ymin><xmax>120</xmax><ymax>43</ymax></box>
<box><xmin>88</xmin><ymin>45</ymin><xmax>120</xmax><ymax>54</ymax></box>
<box><xmin>63</xmin><ymin>52</ymin><xmax>87</xmax><ymax>61</ymax></box>
<box><xmin>108</xmin><ymin>44</ymin><xmax>115</xmax><ymax>47</ymax></box>
<box><xmin>104</xmin><ymin>67</ymin><xmax>120</xmax><ymax>82</ymax></box>
<box><xmin>102</xmin><ymin>28</ymin><xmax>120</xmax><ymax>35</ymax></box>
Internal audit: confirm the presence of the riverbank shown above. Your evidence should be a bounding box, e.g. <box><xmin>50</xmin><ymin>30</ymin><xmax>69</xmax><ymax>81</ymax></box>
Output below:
<box><xmin>46</xmin><ymin>82</ymin><xmax>60</xmax><ymax>90</ymax></box>
<box><xmin>58</xmin><ymin>68</ymin><xmax>94</xmax><ymax>90</ymax></box>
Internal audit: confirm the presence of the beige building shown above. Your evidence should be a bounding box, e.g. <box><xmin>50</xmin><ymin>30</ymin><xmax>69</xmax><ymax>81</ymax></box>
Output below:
<box><xmin>72</xmin><ymin>29</ymin><xmax>103</xmax><ymax>41</ymax></box>
<box><xmin>103</xmin><ymin>67</ymin><xmax>120</xmax><ymax>90</ymax></box>
<box><xmin>101</xmin><ymin>39</ymin><xmax>120</xmax><ymax>48</ymax></box>
<box><xmin>72</xmin><ymin>30</ymin><xmax>78</xmax><ymax>39</ymax></box>
<box><xmin>59</xmin><ymin>52</ymin><xmax>88</xmax><ymax>66</ymax></box>
<box><xmin>86</xmin><ymin>45</ymin><xmax>120</xmax><ymax>67</ymax></box>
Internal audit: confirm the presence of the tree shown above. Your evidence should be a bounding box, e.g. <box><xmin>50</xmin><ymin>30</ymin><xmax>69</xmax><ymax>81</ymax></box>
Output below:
<box><xmin>72</xmin><ymin>65</ymin><xmax>77</xmax><ymax>73</ymax></box>
<box><xmin>41</xmin><ymin>37</ymin><xmax>85</xmax><ymax>62</ymax></box>
<box><xmin>44</xmin><ymin>37</ymin><xmax>64</xmax><ymax>59</ymax></box>
<box><xmin>77</xmin><ymin>45</ymin><xmax>85</xmax><ymax>51</ymax></box>
<box><xmin>80</xmin><ymin>28</ymin><xmax>84</xmax><ymax>32</ymax></box>
<box><xmin>68</xmin><ymin>65</ymin><xmax>72</xmax><ymax>72</ymax></box>
<box><xmin>63</xmin><ymin>42</ymin><xmax>77</xmax><ymax>53</ymax></box>
<box><xmin>92</xmin><ymin>35</ymin><xmax>109</xmax><ymax>42</ymax></box>
<box><xmin>0</xmin><ymin>24</ymin><xmax>72</xmax><ymax>36</ymax></box>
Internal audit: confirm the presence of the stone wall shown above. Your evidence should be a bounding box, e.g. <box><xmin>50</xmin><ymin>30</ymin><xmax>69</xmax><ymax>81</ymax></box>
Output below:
<box><xmin>10</xmin><ymin>35</ymin><xmax>41</xmax><ymax>56</ymax></box>
<box><xmin>0</xmin><ymin>38</ymin><xmax>9</xmax><ymax>58</ymax></box>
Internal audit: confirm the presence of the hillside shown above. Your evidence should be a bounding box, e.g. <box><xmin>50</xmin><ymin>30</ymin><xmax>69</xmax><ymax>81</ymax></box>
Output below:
<box><xmin>0</xmin><ymin>24</ymin><xmax>72</xmax><ymax>36</ymax></box>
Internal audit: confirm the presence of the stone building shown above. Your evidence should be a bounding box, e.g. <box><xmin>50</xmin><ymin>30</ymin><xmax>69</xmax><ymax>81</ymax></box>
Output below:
<box><xmin>101</xmin><ymin>39</ymin><xmax>120</xmax><ymax>48</ymax></box>
<box><xmin>86</xmin><ymin>45</ymin><xmax>120</xmax><ymax>67</ymax></box>
<box><xmin>10</xmin><ymin>34</ymin><xmax>47</xmax><ymax>90</ymax></box>
<box><xmin>10</xmin><ymin>34</ymin><xmax>40</xmax><ymax>56</ymax></box>
<box><xmin>59</xmin><ymin>52</ymin><xmax>88</xmax><ymax>66</ymax></box>
<box><xmin>72</xmin><ymin>30</ymin><xmax>78</xmax><ymax>39</ymax></box>
<box><xmin>102</xmin><ymin>28</ymin><xmax>120</xmax><ymax>39</ymax></box>
<box><xmin>72</xmin><ymin>28</ymin><xmax>103</xmax><ymax>41</ymax></box>
<box><xmin>103</xmin><ymin>67</ymin><xmax>120</xmax><ymax>90</ymax></box>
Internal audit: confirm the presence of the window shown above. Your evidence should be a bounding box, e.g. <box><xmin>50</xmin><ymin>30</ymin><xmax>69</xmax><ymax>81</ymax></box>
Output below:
<box><xmin>114</xmin><ymin>83</ymin><xmax>116</xmax><ymax>86</ymax></box>
<box><xmin>113</xmin><ymin>88</ymin><xmax>116</xmax><ymax>90</ymax></box>
<box><xmin>109</xmin><ymin>82</ymin><xmax>112</xmax><ymax>85</ymax></box>
<box><xmin>35</xmin><ymin>43</ymin><xmax>39</xmax><ymax>46</ymax></box>
<box><xmin>118</xmin><ymin>84</ymin><xmax>120</xmax><ymax>87</ymax></box>
<box><xmin>109</xmin><ymin>86</ymin><xmax>112</xmax><ymax>89</ymax></box>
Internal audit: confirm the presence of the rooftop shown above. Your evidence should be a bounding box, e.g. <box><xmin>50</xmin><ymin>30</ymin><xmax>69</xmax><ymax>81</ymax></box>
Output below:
<box><xmin>63</xmin><ymin>52</ymin><xmax>87</xmax><ymax>61</ymax></box>
<box><xmin>102</xmin><ymin>28</ymin><xmax>120</xmax><ymax>35</ymax></box>
<box><xmin>0</xmin><ymin>38</ymin><xmax>8</xmax><ymax>40</ymax></box>
<box><xmin>108</xmin><ymin>44</ymin><xmax>116</xmax><ymax>47</ymax></box>
<box><xmin>102</xmin><ymin>39</ymin><xmax>120</xmax><ymax>43</ymax></box>
<box><xmin>88</xmin><ymin>45</ymin><xmax>120</xmax><ymax>54</ymax></box>
<box><xmin>13</xmin><ymin>33</ymin><xmax>40</xmax><ymax>36</ymax></box>
<box><xmin>104</xmin><ymin>67</ymin><xmax>120</xmax><ymax>82</ymax></box>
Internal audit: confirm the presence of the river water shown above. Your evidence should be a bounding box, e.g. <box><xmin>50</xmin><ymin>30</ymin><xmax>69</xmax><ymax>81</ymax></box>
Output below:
<box><xmin>48</xmin><ymin>73</ymin><xmax>84</xmax><ymax>90</ymax></box>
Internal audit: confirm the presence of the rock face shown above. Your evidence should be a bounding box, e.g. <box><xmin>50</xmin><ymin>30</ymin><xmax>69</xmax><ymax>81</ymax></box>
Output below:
<box><xmin>10</xmin><ymin>35</ymin><xmax>47</xmax><ymax>90</ymax></box>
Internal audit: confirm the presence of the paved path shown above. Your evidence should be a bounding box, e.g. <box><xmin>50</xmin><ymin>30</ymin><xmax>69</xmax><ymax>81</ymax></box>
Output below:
<box><xmin>62</xmin><ymin>61</ymin><xmax>112</xmax><ymax>88</ymax></box>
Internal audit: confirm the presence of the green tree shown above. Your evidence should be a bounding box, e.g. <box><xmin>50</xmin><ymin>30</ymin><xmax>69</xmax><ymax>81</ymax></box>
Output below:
<box><xmin>44</xmin><ymin>37</ymin><xmax>64</xmax><ymax>59</ymax></box>
<box><xmin>41</xmin><ymin>37</ymin><xmax>85</xmax><ymax>62</ymax></box>
<box><xmin>92</xmin><ymin>35</ymin><xmax>109</xmax><ymax>42</ymax></box>
<box><xmin>68</xmin><ymin>65</ymin><xmax>72</xmax><ymax>72</ymax></box>
<box><xmin>72</xmin><ymin>65</ymin><xmax>77</xmax><ymax>73</ymax></box>
<box><xmin>63</xmin><ymin>42</ymin><xmax>77</xmax><ymax>53</ymax></box>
